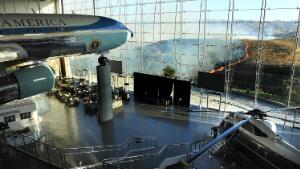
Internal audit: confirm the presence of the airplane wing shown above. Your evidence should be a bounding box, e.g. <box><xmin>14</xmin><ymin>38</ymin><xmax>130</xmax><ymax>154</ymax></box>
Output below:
<box><xmin>0</xmin><ymin>43</ymin><xmax>28</xmax><ymax>62</ymax></box>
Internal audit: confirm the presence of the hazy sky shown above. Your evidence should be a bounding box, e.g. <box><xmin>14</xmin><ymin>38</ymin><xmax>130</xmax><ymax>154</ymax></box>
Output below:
<box><xmin>163</xmin><ymin>0</ymin><xmax>300</xmax><ymax>21</ymax></box>
<box><xmin>208</xmin><ymin>0</ymin><xmax>300</xmax><ymax>21</ymax></box>
<box><xmin>112</xmin><ymin>0</ymin><xmax>300</xmax><ymax>20</ymax></box>
<box><xmin>63</xmin><ymin>0</ymin><xmax>300</xmax><ymax>21</ymax></box>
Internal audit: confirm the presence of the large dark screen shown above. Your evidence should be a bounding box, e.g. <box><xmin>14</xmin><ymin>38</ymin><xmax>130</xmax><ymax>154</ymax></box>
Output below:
<box><xmin>134</xmin><ymin>72</ymin><xmax>191</xmax><ymax>107</ymax></box>
<box><xmin>197</xmin><ymin>72</ymin><xmax>225</xmax><ymax>92</ymax></box>
<box><xmin>110</xmin><ymin>60</ymin><xmax>122</xmax><ymax>74</ymax></box>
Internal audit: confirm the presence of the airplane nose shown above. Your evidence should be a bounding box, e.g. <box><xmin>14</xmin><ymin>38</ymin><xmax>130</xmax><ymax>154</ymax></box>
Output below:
<box><xmin>120</xmin><ymin>22</ymin><xmax>133</xmax><ymax>38</ymax></box>
<box><xmin>130</xmin><ymin>31</ymin><xmax>134</xmax><ymax>38</ymax></box>
<box><xmin>126</xmin><ymin>29</ymin><xmax>133</xmax><ymax>41</ymax></box>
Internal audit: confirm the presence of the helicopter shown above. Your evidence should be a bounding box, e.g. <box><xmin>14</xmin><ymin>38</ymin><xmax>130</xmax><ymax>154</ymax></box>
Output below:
<box><xmin>216</xmin><ymin>109</ymin><xmax>300</xmax><ymax>169</ymax></box>
<box><xmin>165</xmin><ymin>108</ymin><xmax>300</xmax><ymax>169</ymax></box>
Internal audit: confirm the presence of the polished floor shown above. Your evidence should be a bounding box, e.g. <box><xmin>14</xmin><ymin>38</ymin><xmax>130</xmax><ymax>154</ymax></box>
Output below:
<box><xmin>36</xmin><ymin>95</ymin><xmax>214</xmax><ymax>148</ymax></box>
<box><xmin>1</xmin><ymin>93</ymin><xmax>300</xmax><ymax>169</ymax></box>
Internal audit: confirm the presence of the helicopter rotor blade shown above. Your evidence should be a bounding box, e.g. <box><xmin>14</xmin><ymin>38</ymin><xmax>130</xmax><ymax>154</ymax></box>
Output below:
<box><xmin>188</xmin><ymin>110</ymin><xmax>219</xmax><ymax>112</ymax></box>
<box><xmin>266</xmin><ymin>115</ymin><xmax>300</xmax><ymax>125</ymax></box>
<box><xmin>266</xmin><ymin>107</ymin><xmax>300</xmax><ymax>113</ymax></box>
<box><xmin>188</xmin><ymin>110</ymin><xmax>232</xmax><ymax>113</ymax></box>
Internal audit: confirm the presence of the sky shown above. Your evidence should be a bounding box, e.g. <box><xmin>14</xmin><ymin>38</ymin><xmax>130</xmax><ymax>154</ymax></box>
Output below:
<box><xmin>63</xmin><ymin>0</ymin><xmax>300</xmax><ymax>21</ymax></box>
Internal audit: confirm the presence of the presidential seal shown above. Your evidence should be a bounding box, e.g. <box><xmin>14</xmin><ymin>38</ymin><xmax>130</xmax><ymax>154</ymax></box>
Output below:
<box><xmin>90</xmin><ymin>39</ymin><xmax>102</xmax><ymax>51</ymax></box>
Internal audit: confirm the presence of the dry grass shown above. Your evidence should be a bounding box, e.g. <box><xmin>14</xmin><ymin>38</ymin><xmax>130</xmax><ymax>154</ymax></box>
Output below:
<box><xmin>245</xmin><ymin>39</ymin><xmax>300</xmax><ymax>65</ymax></box>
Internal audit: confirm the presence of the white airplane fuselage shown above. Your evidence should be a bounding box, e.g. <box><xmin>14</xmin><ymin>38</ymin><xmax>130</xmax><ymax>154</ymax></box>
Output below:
<box><xmin>0</xmin><ymin>14</ymin><xmax>133</xmax><ymax>62</ymax></box>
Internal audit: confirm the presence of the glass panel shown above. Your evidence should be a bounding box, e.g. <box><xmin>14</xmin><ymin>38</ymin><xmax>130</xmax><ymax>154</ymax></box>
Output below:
<box><xmin>61</xmin><ymin>0</ymin><xmax>300</xmax><ymax>114</ymax></box>
<box><xmin>258</xmin><ymin>7</ymin><xmax>298</xmax><ymax>106</ymax></box>
<box><xmin>228</xmin><ymin>0</ymin><xmax>263</xmax><ymax>110</ymax></box>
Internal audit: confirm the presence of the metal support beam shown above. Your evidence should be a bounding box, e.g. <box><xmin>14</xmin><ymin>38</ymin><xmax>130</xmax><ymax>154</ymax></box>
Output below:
<box><xmin>61</xmin><ymin>0</ymin><xmax>64</xmax><ymax>14</ymax></box>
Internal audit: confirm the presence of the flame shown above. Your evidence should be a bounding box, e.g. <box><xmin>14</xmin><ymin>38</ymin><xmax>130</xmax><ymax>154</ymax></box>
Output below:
<box><xmin>209</xmin><ymin>41</ymin><xmax>250</xmax><ymax>74</ymax></box>
<box><xmin>209</xmin><ymin>66</ymin><xmax>225</xmax><ymax>73</ymax></box>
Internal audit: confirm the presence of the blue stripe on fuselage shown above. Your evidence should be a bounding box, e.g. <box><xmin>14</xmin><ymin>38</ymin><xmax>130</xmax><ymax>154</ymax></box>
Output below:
<box><xmin>0</xmin><ymin>16</ymin><xmax>131</xmax><ymax>35</ymax></box>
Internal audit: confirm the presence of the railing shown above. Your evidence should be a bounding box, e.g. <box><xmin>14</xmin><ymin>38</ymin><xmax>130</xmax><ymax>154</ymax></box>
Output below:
<box><xmin>187</xmin><ymin>128</ymin><xmax>213</xmax><ymax>159</ymax></box>
<box><xmin>63</xmin><ymin>137</ymin><xmax>157</xmax><ymax>169</ymax></box>
<box><xmin>2</xmin><ymin>130</ymin><xmax>65</xmax><ymax>169</ymax></box>
<box><xmin>1</xmin><ymin>128</ymin><xmax>218</xmax><ymax>169</ymax></box>
<box><xmin>102</xmin><ymin>143</ymin><xmax>190</xmax><ymax>169</ymax></box>
<box><xmin>123</xmin><ymin>146</ymin><xmax>158</xmax><ymax>157</ymax></box>
<box><xmin>101</xmin><ymin>128</ymin><xmax>215</xmax><ymax>169</ymax></box>
<box><xmin>38</xmin><ymin>134</ymin><xmax>56</xmax><ymax>147</ymax></box>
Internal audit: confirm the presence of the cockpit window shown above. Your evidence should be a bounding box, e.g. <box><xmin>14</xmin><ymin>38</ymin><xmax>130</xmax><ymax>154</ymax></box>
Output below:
<box><xmin>221</xmin><ymin>121</ymin><xmax>233</xmax><ymax>130</ymax></box>
<box><xmin>220</xmin><ymin>121</ymin><xmax>225</xmax><ymax>128</ymax></box>
<box><xmin>228</xmin><ymin>113</ymin><xmax>234</xmax><ymax>117</ymax></box>
<box><xmin>242</xmin><ymin>123</ymin><xmax>267</xmax><ymax>137</ymax></box>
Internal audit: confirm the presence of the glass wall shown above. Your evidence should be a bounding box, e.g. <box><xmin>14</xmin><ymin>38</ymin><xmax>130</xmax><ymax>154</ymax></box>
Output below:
<box><xmin>62</xmin><ymin>0</ymin><xmax>300</xmax><ymax>109</ymax></box>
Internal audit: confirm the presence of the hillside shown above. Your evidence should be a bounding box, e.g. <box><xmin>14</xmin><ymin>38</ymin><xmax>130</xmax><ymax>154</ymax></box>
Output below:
<box><xmin>245</xmin><ymin>39</ymin><xmax>298</xmax><ymax>65</ymax></box>
<box><xmin>228</xmin><ymin>39</ymin><xmax>300</xmax><ymax>105</ymax></box>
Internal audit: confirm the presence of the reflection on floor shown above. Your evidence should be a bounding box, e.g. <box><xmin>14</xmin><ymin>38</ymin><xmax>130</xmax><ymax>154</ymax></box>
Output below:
<box><xmin>1</xmin><ymin>93</ymin><xmax>300</xmax><ymax>169</ymax></box>
<box><xmin>33</xmin><ymin>94</ymin><xmax>256</xmax><ymax>168</ymax></box>
<box><xmin>37</xmin><ymin>94</ymin><xmax>214</xmax><ymax>148</ymax></box>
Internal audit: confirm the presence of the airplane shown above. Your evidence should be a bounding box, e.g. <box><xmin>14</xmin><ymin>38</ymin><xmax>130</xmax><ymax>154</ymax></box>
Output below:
<box><xmin>0</xmin><ymin>13</ymin><xmax>133</xmax><ymax>105</ymax></box>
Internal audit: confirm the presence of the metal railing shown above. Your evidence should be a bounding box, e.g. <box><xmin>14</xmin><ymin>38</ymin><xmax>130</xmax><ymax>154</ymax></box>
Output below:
<box><xmin>63</xmin><ymin>137</ymin><xmax>157</xmax><ymax>169</ymax></box>
<box><xmin>1</xmin><ymin>128</ymin><xmax>218</xmax><ymax>169</ymax></box>
<box><xmin>187</xmin><ymin>128</ymin><xmax>213</xmax><ymax>159</ymax></box>
<box><xmin>2</xmin><ymin>130</ymin><xmax>65</xmax><ymax>169</ymax></box>
<box><xmin>101</xmin><ymin>127</ymin><xmax>215</xmax><ymax>169</ymax></box>
<box><xmin>102</xmin><ymin>143</ymin><xmax>190</xmax><ymax>169</ymax></box>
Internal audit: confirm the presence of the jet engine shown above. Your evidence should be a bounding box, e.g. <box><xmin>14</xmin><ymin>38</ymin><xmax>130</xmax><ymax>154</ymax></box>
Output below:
<box><xmin>0</xmin><ymin>64</ymin><xmax>55</xmax><ymax>105</ymax></box>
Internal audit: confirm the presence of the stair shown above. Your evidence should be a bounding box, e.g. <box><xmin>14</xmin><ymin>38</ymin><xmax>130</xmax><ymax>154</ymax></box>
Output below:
<box><xmin>210</xmin><ymin>140</ymin><xmax>225</xmax><ymax>155</ymax></box>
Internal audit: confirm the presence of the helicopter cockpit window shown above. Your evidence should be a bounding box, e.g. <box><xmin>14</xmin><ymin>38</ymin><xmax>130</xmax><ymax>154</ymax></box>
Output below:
<box><xmin>222</xmin><ymin>121</ymin><xmax>233</xmax><ymax>130</ymax></box>
<box><xmin>228</xmin><ymin>113</ymin><xmax>234</xmax><ymax>118</ymax></box>
<box><xmin>220</xmin><ymin>121</ymin><xmax>225</xmax><ymax>127</ymax></box>
<box><xmin>242</xmin><ymin>123</ymin><xmax>267</xmax><ymax>137</ymax></box>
